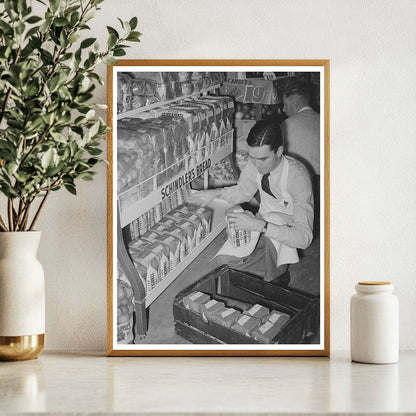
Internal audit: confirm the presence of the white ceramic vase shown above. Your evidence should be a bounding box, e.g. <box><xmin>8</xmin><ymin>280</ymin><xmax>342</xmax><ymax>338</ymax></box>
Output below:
<box><xmin>0</xmin><ymin>231</ymin><xmax>45</xmax><ymax>361</ymax></box>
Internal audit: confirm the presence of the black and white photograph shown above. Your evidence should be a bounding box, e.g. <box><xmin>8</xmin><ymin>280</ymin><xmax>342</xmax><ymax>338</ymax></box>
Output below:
<box><xmin>108</xmin><ymin>61</ymin><xmax>329</xmax><ymax>356</ymax></box>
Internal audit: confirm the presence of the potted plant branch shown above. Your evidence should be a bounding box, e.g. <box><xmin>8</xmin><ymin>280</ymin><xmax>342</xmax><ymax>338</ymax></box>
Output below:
<box><xmin>0</xmin><ymin>0</ymin><xmax>140</xmax><ymax>360</ymax></box>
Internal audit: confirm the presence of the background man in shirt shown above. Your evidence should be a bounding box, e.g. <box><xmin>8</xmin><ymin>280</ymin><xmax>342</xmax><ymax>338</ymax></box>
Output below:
<box><xmin>188</xmin><ymin>119</ymin><xmax>314</xmax><ymax>287</ymax></box>
<box><xmin>281</xmin><ymin>80</ymin><xmax>320</xmax><ymax>236</ymax></box>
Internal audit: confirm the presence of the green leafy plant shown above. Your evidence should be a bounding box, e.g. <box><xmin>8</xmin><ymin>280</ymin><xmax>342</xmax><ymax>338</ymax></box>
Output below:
<box><xmin>0</xmin><ymin>0</ymin><xmax>140</xmax><ymax>231</ymax></box>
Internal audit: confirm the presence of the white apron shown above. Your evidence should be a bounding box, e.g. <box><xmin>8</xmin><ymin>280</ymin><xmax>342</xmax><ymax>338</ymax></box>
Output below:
<box><xmin>257</xmin><ymin>156</ymin><xmax>299</xmax><ymax>267</ymax></box>
<box><xmin>213</xmin><ymin>156</ymin><xmax>299</xmax><ymax>267</ymax></box>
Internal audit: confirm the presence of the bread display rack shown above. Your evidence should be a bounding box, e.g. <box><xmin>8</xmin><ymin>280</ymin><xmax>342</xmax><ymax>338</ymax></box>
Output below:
<box><xmin>116</xmin><ymin>83</ymin><xmax>234</xmax><ymax>340</ymax></box>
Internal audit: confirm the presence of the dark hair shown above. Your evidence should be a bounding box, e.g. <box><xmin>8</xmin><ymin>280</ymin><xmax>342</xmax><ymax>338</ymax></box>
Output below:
<box><xmin>246</xmin><ymin>119</ymin><xmax>282</xmax><ymax>152</ymax></box>
<box><xmin>281</xmin><ymin>79</ymin><xmax>313</xmax><ymax>102</ymax></box>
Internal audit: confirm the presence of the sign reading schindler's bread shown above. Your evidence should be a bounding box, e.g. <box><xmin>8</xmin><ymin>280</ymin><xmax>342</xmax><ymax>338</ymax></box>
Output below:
<box><xmin>108</xmin><ymin>61</ymin><xmax>330</xmax><ymax>357</ymax></box>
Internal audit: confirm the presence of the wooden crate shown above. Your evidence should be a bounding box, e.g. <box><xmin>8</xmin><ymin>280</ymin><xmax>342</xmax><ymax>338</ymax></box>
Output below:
<box><xmin>173</xmin><ymin>265</ymin><xmax>319</xmax><ymax>344</ymax></box>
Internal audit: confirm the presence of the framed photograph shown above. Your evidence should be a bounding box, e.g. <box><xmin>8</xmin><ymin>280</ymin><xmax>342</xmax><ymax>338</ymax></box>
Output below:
<box><xmin>107</xmin><ymin>60</ymin><xmax>330</xmax><ymax>356</ymax></box>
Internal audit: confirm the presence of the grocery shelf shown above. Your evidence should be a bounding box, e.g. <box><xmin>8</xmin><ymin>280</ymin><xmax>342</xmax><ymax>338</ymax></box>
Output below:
<box><xmin>144</xmin><ymin>198</ymin><xmax>232</xmax><ymax>308</ymax></box>
<box><xmin>118</xmin><ymin>131</ymin><xmax>233</xmax><ymax>228</ymax></box>
<box><xmin>117</xmin><ymin>84</ymin><xmax>221</xmax><ymax>120</ymax></box>
<box><xmin>115</xmin><ymin>83</ymin><xmax>235</xmax><ymax>340</ymax></box>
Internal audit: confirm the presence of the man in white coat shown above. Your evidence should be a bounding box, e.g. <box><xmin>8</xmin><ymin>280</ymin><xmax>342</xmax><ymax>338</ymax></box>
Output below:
<box><xmin>188</xmin><ymin>119</ymin><xmax>314</xmax><ymax>287</ymax></box>
<box><xmin>281</xmin><ymin>80</ymin><xmax>320</xmax><ymax>236</ymax></box>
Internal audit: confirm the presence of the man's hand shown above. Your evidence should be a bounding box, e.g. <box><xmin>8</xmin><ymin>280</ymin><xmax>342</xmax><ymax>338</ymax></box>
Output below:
<box><xmin>226</xmin><ymin>210</ymin><xmax>265</xmax><ymax>232</ymax></box>
<box><xmin>186</xmin><ymin>189</ymin><xmax>220</xmax><ymax>207</ymax></box>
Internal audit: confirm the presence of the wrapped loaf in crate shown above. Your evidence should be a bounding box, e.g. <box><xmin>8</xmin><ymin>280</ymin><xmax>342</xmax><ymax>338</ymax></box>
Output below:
<box><xmin>211</xmin><ymin>307</ymin><xmax>242</xmax><ymax>328</ymax></box>
<box><xmin>199</xmin><ymin>299</ymin><xmax>226</xmax><ymax>322</ymax></box>
<box><xmin>231</xmin><ymin>314</ymin><xmax>261</xmax><ymax>337</ymax></box>
<box><xmin>266</xmin><ymin>310</ymin><xmax>291</xmax><ymax>326</ymax></box>
<box><xmin>183</xmin><ymin>291</ymin><xmax>211</xmax><ymax>313</ymax></box>
<box><xmin>251</xmin><ymin>311</ymin><xmax>291</xmax><ymax>343</ymax></box>
<box><xmin>244</xmin><ymin>304</ymin><xmax>270</xmax><ymax>323</ymax></box>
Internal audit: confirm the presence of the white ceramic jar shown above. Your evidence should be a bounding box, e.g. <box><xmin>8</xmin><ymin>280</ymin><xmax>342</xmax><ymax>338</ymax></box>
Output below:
<box><xmin>350</xmin><ymin>281</ymin><xmax>399</xmax><ymax>364</ymax></box>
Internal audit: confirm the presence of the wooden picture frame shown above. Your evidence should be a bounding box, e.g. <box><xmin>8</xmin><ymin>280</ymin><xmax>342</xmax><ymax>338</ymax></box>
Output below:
<box><xmin>107</xmin><ymin>60</ymin><xmax>330</xmax><ymax>356</ymax></box>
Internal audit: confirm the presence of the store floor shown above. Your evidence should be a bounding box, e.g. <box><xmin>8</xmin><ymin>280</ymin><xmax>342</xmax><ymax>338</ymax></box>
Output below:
<box><xmin>135</xmin><ymin>230</ymin><xmax>321</xmax><ymax>344</ymax></box>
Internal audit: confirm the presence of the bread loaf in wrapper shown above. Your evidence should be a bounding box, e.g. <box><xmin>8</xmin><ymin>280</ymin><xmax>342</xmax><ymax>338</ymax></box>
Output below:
<box><xmin>165</xmin><ymin>216</ymin><xmax>196</xmax><ymax>253</ymax></box>
<box><xmin>147</xmin><ymin>242</ymin><xmax>170</xmax><ymax>281</ymax></box>
<box><xmin>133</xmin><ymin>250</ymin><xmax>160</xmax><ymax>294</ymax></box>
<box><xmin>139</xmin><ymin>72</ymin><xmax>176</xmax><ymax>101</ymax></box>
<box><xmin>170</xmin><ymin>103</ymin><xmax>210</xmax><ymax>160</ymax></box>
<box><xmin>251</xmin><ymin>312</ymin><xmax>291</xmax><ymax>343</ymax></box>
<box><xmin>225</xmin><ymin>205</ymin><xmax>251</xmax><ymax>247</ymax></box>
<box><xmin>189</xmin><ymin>98</ymin><xmax>221</xmax><ymax>152</ymax></box>
<box><xmin>158</xmin><ymin>216</ymin><xmax>176</xmax><ymax>229</ymax></box>
<box><xmin>265</xmin><ymin>310</ymin><xmax>291</xmax><ymax>327</ymax></box>
<box><xmin>183</xmin><ymin>291</ymin><xmax>211</xmax><ymax>313</ymax></box>
<box><xmin>198</xmin><ymin>299</ymin><xmax>226</xmax><ymax>323</ymax></box>
<box><xmin>128</xmin><ymin>238</ymin><xmax>151</xmax><ymax>257</ymax></box>
<box><xmin>168</xmin><ymin>208</ymin><xmax>204</xmax><ymax>245</ymax></box>
<box><xmin>244</xmin><ymin>304</ymin><xmax>270</xmax><ymax>323</ymax></box>
<box><xmin>140</xmin><ymin>229</ymin><xmax>165</xmax><ymax>244</ymax></box>
<box><xmin>177</xmin><ymin>218</ymin><xmax>197</xmax><ymax>252</ymax></box>
<box><xmin>211</xmin><ymin>307</ymin><xmax>242</xmax><ymax>328</ymax></box>
<box><xmin>156</xmin><ymin>233</ymin><xmax>181</xmax><ymax>271</ymax></box>
<box><xmin>231</xmin><ymin>314</ymin><xmax>261</xmax><ymax>337</ymax></box>
<box><xmin>200</xmin><ymin>95</ymin><xmax>234</xmax><ymax>133</ymax></box>
<box><xmin>190</xmin><ymin>205</ymin><xmax>213</xmax><ymax>239</ymax></box>
<box><xmin>164</xmin><ymin>224</ymin><xmax>188</xmax><ymax>261</ymax></box>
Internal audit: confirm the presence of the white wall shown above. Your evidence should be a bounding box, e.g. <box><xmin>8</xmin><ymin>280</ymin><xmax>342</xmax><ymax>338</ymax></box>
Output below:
<box><xmin>37</xmin><ymin>0</ymin><xmax>416</xmax><ymax>351</ymax></box>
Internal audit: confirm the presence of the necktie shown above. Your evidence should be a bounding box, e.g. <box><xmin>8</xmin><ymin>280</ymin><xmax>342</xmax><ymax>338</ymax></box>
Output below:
<box><xmin>261</xmin><ymin>173</ymin><xmax>275</xmax><ymax>198</ymax></box>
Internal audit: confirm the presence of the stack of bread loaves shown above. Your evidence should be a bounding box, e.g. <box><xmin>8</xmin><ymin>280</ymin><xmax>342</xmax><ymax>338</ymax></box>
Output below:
<box><xmin>117</xmin><ymin>93</ymin><xmax>234</xmax><ymax>204</ymax></box>
<box><xmin>182</xmin><ymin>290</ymin><xmax>292</xmax><ymax>343</ymax></box>
<box><xmin>125</xmin><ymin>204</ymin><xmax>213</xmax><ymax>295</ymax></box>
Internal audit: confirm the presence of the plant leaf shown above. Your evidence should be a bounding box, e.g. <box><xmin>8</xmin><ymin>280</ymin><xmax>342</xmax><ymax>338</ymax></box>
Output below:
<box><xmin>80</xmin><ymin>37</ymin><xmax>96</xmax><ymax>49</ymax></box>
<box><xmin>106</xmin><ymin>26</ymin><xmax>119</xmax><ymax>38</ymax></box>
<box><xmin>103</xmin><ymin>56</ymin><xmax>117</xmax><ymax>65</ymax></box>
<box><xmin>129</xmin><ymin>17</ymin><xmax>138</xmax><ymax>30</ymax></box>
<box><xmin>26</xmin><ymin>15</ymin><xmax>42</xmax><ymax>24</ymax></box>
<box><xmin>64</xmin><ymin>183</ymin><xmax>77</xmax><ymax>195</ymax></box>
<box><xmin>50</xmin><ymin>131</ymin><xmax>67</xmax><ymax>143</ymax></box>
<box><xmin>41</xmin><ymin>148</ymin><xmax>54</xmax><ymax>169</ymax></box>
<box><xmin>88</xmin><ymin>120</ymin><xmax>100</xmax><ymax>138</ymax></box>
<box><xmin>107</xmin><ymin>33</ymin><xmax>117</xmax><ymax>49</ymax></box>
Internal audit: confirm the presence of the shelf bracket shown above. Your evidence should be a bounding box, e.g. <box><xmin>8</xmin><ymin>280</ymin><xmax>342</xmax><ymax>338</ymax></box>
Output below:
<box><xmin>117</xmin><ymin>205</ymin><xmax>148</xmax><ymax>337</ymax></box>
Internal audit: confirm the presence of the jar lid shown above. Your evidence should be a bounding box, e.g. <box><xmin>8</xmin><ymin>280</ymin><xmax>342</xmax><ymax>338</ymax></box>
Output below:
<box><xmin>355</xmin><ymin>281</ymin><xmax>394</xmax><ymax>293</ymax></box>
